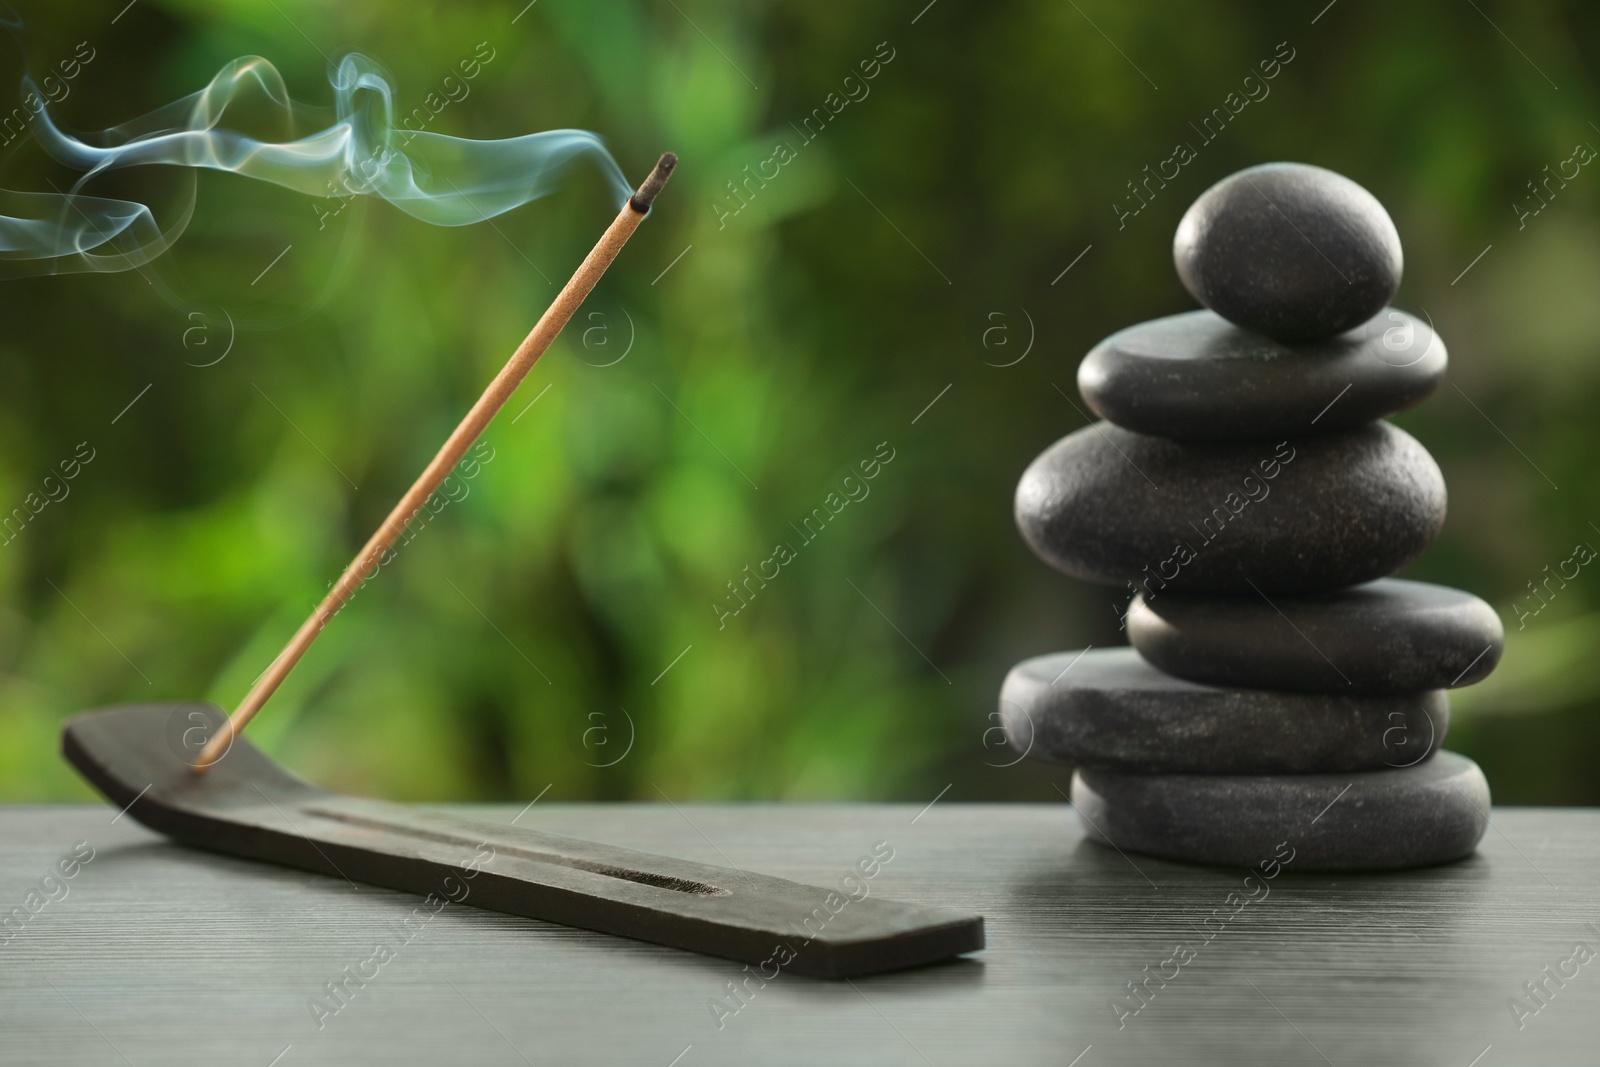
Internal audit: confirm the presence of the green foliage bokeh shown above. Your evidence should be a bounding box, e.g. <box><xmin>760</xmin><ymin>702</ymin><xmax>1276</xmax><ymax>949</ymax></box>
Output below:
<box><xmin>2</xmin><ymin>0</ymin><xmax>1599</xmax><ymax>804</ymax></box>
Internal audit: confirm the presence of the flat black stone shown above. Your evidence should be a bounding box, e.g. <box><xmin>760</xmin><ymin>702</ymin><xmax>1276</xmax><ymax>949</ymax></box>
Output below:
<box><xmin>1001</xmin><ymin>648</ymin><xmax>1447</xmax><ymax>774</ymax></box>
<box><xmin>1174</xmin><ymin>162</ymin><xmax>1403</xmax><ymax>343</ymax></box>
<box><xmin>1078</xmin><ymin>308</ymin><xmax>1445</xmax><ymax>442</ymax></box>
<box><xmin>1015</xmin><ymin>420</ymin><xmax>1446</xmax><ymax>593</ymax></box>
<box><xmin>1071</xmin><ymin>750</ymin><xmax>1489</xmax><ymax>871</ymax></box>
<box><xmin>1127</xmin><ymin>578</ymin><xmax>1503</xmax><ymax>695</ymax></box>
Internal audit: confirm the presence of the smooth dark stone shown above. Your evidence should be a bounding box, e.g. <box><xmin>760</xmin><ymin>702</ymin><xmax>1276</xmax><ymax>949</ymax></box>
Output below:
<box><xmin>1014</xmin><ymin>420</ymin><xmax>1446</xmax><ymax>593</ymax></box>
<box><xmin>1174</xmin><ymin>162</ymin><xmax>1403</xmax><ymax>343</ymax></box>
<box><xmin>1127</xmin><ymin>578</ymin><xmax>1504</xmax><ymax>695</ymax></box>
<box><xmin>1000</xmin><ymin>647</ymin><xmax>1447</xmax><ymax>774</ymax></box>
<box><xmin>1078</xmin><ymin>308</ymin><xmax>1445</xmax><ymax>442</ymax></box>
<box><xmin>1071</xmin><ymin>750</ymin><xmax>1489</xmax><ymax>871</ymax></box>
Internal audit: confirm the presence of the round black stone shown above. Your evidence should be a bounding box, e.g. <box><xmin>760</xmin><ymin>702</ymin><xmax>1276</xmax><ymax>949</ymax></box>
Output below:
<box><xmin>1077</xmin><ymin>308</ymin><xmax>1445</xmax><ymax>442</ymax></box>
<box><xmin>1001</xmin><ymin>647</ymin><xmax>1447</xmax><ymax>774</ymax></box>
<box><xmin>1014</xmin><ymin>420</ymin><xmax>1446</xmax><ymax>593</ymax></box>
<box><xmin>1127</xmin><ymin>578</ymin><xmax>1503</xmax><ymax>695</ymax></box>
<box><xmin>1174</xmin><ymin>162</ymin><xmax>1403</xmax><ymax>343</ymax></box>
<box><xmin>1070</xmin><ymin>750</ymin><xmax>1489</xmax><ymax>871</ymax></box>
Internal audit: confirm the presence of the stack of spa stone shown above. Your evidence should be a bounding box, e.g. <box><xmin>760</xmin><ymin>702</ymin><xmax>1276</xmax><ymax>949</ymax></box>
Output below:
<box><xmin>1002</xmin><ymin>162</ymin><xmax>1502</xmax><ymax>871</ymax></box>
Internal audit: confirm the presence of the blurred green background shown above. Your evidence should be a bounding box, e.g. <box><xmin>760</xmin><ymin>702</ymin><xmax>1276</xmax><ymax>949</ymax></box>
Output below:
<box><xmin>1</xmin><ymin>0</ymin><xmax>1597</xmax><ymax>805</ymax></box>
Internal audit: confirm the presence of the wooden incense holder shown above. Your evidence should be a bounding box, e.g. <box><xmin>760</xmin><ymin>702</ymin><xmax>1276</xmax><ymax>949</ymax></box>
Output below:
<box><xmin>63</xmin><ymin>704</ymin><xmax>984</xmax><ymax>978</ymax></box>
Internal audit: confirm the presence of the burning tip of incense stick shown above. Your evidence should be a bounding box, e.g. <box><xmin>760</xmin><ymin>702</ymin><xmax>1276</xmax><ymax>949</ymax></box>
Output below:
<box><xmin>629</xmin><ymin>152</ymin><xmax>678</xmax><ymax>213</ymax></box>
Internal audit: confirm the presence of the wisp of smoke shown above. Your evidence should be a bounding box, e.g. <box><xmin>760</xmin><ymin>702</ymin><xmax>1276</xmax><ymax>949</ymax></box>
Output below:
<box><xmin>0</xmin><ymin>49</ymin><xmax>631</xmax><ymax>276</ymax></box>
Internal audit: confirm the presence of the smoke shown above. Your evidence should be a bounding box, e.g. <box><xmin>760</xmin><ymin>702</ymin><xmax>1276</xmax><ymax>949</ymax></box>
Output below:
<box><xmin>0</xmin><ymin>50</ymin><xmax>631</xmax><ymax>276</ymax></box>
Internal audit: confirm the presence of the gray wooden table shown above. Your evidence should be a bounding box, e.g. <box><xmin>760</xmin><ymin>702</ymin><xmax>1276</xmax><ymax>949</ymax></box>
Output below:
<box><xmin>1</xmin><ymin>803</ymin><xmax>1594</xmax><ymax>1065</ymax></box>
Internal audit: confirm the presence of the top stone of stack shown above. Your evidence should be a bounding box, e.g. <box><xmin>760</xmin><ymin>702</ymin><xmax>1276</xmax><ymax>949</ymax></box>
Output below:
<box><xmin>1174</xmin><ymin>162</ymin><xmax>1403</xmax><ymax>343</ymax></box>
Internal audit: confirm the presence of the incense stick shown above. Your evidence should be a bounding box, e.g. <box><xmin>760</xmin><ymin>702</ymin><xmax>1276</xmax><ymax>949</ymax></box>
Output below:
<box><xmin>192</xmin><ymin>152</ymin><xmax>678</xmax><ymax>772</ymax></box>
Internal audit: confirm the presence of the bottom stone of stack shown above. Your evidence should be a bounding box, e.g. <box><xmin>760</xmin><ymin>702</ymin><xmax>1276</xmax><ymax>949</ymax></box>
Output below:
<box><xmin>1071</xmin><ymin>751</ymin><xmax>1488</xmax><ymax>871</ymax></box>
